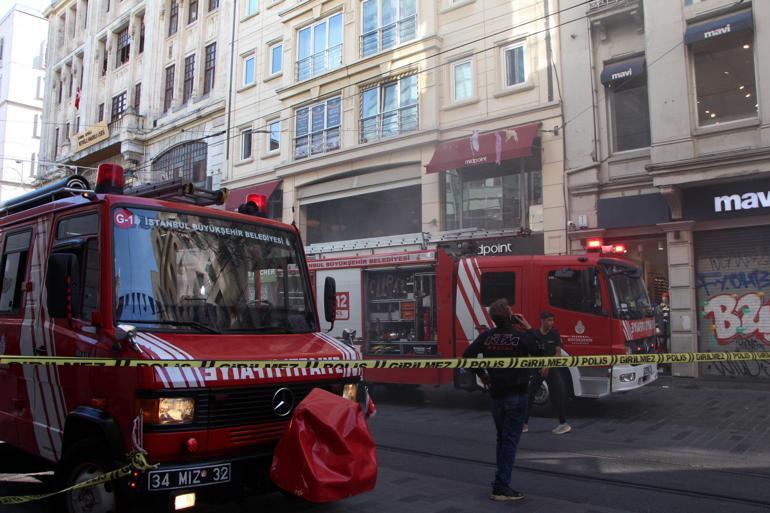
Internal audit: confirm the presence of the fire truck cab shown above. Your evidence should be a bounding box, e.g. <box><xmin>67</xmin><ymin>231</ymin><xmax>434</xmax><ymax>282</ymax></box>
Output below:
<box><xmin>0</xmin><ymin>165</ymin><xmax>366</xmax><ymax>512</ymax></box>
<box><xmin>308</xmin><ymin>240</ymin><xmax>658</xmax><ymax>403</ymax></box>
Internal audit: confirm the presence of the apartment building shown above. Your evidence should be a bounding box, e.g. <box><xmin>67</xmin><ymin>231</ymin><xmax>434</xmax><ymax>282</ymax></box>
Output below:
<box><xmin>225</xmin><ymin>0</ymin><xmax>566</xmax><ymax>258</ymax></box>
<box><xmin>40</xmin><ymin>0</ymin><xmax>231</xmax><ymax>189</ymax></box>
<box><xmin>0</xmin><ymin>5</ymin><xmax>47</xmax><ymax>201</ymax></box>
<box><xmin>561</xmin><ymin>0</ymin><xmax>770</xmax><ymax>379</ymax></box>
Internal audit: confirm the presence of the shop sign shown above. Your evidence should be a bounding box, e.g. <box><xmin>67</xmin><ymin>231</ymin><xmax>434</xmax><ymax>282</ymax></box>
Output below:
<box><xmin>682</xmin><ymin>178</ymin><xmax>770</xmax><ymax>221</ymax></box>
<box><xmin>73</xmin><ymin>122</ymin><xmax>109</xmax><ymax>152</ymax></box>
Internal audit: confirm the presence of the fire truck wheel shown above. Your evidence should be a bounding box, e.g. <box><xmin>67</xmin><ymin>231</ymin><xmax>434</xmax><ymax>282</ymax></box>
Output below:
<box><xmin>58</xmin><ymin>438</ymin><xmax>123</xmax><ymax>513</ymax></box>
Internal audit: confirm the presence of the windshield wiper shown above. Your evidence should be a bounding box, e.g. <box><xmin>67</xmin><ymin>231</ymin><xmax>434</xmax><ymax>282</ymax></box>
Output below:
<box><xmin>226</xmin><ymin>326</ymin><xmax>293</xmax><ymax>334</ymax></box>
<box><xmin>119</xmin><ymin>319</ymin><xmax>220</xmax><ymax>334</ymax></box>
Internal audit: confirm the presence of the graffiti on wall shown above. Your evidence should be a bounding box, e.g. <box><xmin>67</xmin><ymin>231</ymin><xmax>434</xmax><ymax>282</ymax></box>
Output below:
<box><xmin>697</xmin><ymin>255</ymin><xmax>770</xmax><ymax>378</ymax></box>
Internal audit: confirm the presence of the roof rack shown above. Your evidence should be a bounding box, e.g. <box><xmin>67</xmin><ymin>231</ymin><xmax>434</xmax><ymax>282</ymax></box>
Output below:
<box><xmin>0</xmin><ymin>175</ymin><xmax>91</xmax><ymax>217</ymax></box>
<box><xmin>126</xmin><ymin>179</ymin><xmax>229</xmax><ymax>206</ymax></box>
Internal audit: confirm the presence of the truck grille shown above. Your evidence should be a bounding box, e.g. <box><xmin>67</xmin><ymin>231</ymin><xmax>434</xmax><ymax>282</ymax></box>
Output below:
<box><xmin>195</xmin><ymin>381</ymin><xmax>337</xmax><ymax>429</ymax></box>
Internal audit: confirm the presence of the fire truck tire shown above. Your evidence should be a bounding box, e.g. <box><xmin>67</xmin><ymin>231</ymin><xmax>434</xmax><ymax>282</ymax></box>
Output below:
<box><xmin>57</xmin><ymin>438</ymin><xmax>128</xmax><ymax>513</ymax></box>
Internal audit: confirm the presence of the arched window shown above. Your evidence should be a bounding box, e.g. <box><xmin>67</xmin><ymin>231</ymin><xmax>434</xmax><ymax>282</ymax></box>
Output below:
<box><xmin>151</xmin><ymin>141</ymin><xmax>207</xmax><ymax>184</ymax></box>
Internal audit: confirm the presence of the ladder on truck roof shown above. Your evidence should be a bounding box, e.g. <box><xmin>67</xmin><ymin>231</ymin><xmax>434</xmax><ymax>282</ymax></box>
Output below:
<box><xmin>0</xmin><ymin>172</ymin><xmax>228</xmax><ymax>218</ymax></box>
<box><xmin>304</xmin><ymin>227</ymin><xmax>531</xmax><ymax>255</ymax></box>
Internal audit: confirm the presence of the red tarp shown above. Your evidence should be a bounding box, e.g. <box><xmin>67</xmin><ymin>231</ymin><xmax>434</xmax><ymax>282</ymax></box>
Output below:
<box><xmin>224</xmin><ymin>179</ymin><xmax>281</xmax><ymax>211</ymax></box>
<box><xmin>270</xmin><ymin>388</ymin><xmax>377</xmax><ymax>502</ymax></box>
<box><xmin>425</xmin><ymin>122</ymin><xmax>541</xmax><ymax>174</ymax></box>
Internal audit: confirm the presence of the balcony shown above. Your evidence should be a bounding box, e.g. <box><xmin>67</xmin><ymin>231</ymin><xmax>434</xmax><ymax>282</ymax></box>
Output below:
<box><xmin>295</xmin><ymin>45</ymin><xmax>343</xmax><ymax>82</ymax></box>
<box><xmin>360</xmin><ymin>15</ymin><xmax>417</xmax><ymax>58</ymax></box>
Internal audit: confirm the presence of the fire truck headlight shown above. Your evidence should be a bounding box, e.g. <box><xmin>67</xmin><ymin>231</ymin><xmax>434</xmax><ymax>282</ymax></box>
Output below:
<box><xmin>619</xmin><ymin>372</ymin><xmax>636</xmax><ymax>383</ymax></box>
<box><xmin>342</xmin><ymin>384</ymin><xmax>358</xmax><ymax>402</ymax></box>
<box><xmin>137</xmin><ymin>397</ymin><xmax>195</xmax><ymax>425</ymax></box>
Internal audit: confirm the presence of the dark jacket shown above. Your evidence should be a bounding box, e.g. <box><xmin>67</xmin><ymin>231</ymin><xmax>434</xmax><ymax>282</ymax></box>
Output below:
<box><xmin>462</xmin><ymin>322</ymin><xmax>542</xmax><ymax>399</ymax></box>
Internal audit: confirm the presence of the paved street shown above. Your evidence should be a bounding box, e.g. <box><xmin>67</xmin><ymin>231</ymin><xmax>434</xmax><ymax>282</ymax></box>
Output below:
<box><xmin>3</xmin><ymin>375</ymin><xmax>770</xmax><ymax>513</ymax></box>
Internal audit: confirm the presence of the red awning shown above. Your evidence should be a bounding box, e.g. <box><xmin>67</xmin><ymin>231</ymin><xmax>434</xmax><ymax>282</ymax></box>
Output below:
<box><xmin>224</xmin><ymin>179</ymin><xmax>282</xmax><ymax>210</ymax></box>
<box><xmin>425</xmin><ymin>122</ymin><xmax>541</xmax><ymax>174</ymax></box>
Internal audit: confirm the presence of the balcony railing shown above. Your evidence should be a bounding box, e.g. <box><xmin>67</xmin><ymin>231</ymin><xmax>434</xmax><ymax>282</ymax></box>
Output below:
<box><xmin>359</xmin><ymin>104</ymin><xmax>418</xmax><ymax>144</ymax></box>
<box><xmin>589</xmin><ymin>0</ymin><xmax>638</xmax><ymax>11</ymax></box>
<box><xmin>295</xmin><ymin>44</ymin><xmax>343</xmax><ymax>82</ymax></box>
<box><xmin>293</xmin><ymin>127</ymin><xmax>341</xmax><ymax>160</ymax></box>
<box><xmin>360</xmin><ymin>15</ymin><xmax>417</xmax><ymax>58</ymax></box>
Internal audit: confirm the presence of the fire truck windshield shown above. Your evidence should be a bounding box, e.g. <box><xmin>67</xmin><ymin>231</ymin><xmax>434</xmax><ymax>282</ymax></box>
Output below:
<box><xmin>604</xmin><ymin>265</ymin><xmax>653</xmax><ymax>320</ymax></box>
<box><xmin>112</xmin><ymin>207</ymin><xmax>316</xmax><ymax>334</ymax></box>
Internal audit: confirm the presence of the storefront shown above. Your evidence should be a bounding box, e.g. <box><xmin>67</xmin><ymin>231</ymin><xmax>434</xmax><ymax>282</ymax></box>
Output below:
<box><xmin>682</xmin><ymin>177</ymin><xmax>770</xmax><ymax>379</ymax></box>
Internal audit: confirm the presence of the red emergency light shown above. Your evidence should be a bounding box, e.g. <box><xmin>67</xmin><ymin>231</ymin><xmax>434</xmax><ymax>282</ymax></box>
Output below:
<box><xmin>94</xmin><ymin>163</ymin><xmax>125</xmax><ymax>194</ymax></box>
<box><xmin>238</xmin><ymin>193</ymin><xmax>268</xmax><ymax>217</ymax></box>
<box><xmin>586</xmin><ymin>239</ymin><xmax>603</xmax><ymax>251</ymax></box>
<box><xmin>613</xmin><ymin>244</ymin><xmax>627</xmax><ymax>254</ymax></box>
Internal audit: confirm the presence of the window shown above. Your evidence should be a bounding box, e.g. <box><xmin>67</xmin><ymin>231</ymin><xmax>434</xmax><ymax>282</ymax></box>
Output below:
<box><xmin>209</xmin><ymin>0</ymin><xmax>219</xmax><ymax>11</ymax></box>
<box><xmin>610</xmin><ymin>74</ymin><xmax>650</xmax><ymax>151</ymax></box>
<box><xmin>83</xmin><ymin>0</ymin><xmax>88</xmax><ymax>28</ymax></box>
<box><xmin>169</xmin><ymin>1</ymin><xmax>179</xmax><ymax>36</ymax></box>
<box><xmin>164</xmin><ymin>65</ymin><xmax>175</xmax><ymax>112</ymax></box>
<box><xmin>481</xmin><ymin>272</ymin><xmax>516</xmax><ymax>307</ymax></box>
<box><xmin>33</xmin><ymin>114</ymin><xmax>41</xmax><ymax>138</ymax></box>
<box><xmin>0</xmin><ymin>231</ymin><xmax>32</xmax><ymax>313</ymax></box>
<box><xmin>139</xmin><ymin>20</ymin><xmax>145</xmax><ymax>53</ymax></box>
<box><xmin>75</xmin><ymin>116</ymin><xmax>80</xmax><ymax>133</ymax></box>
<box><xmin>57</xmin><ymin>213</ymin><xmax>98</xmax><ymax>239</ymax></box>
<box><xmin>66</xmin><ymin>122</ymin><xmax>70</xmax><ymax>137</ymax></box>
<box><xmin>243</xmin><ymin>55</ymin><xmax>255</xmax><ymax>85</ymax></box>
<box><xmin>68</xmin><ymin>72</ymin><xmax>73</xmax><ymax>97</ymax></box>
<box><xmin>246</xmin><ymin>0</ymin><xmax>258</xmax><ymax>15</ymax></box>
<box><xmin>268</xmin><ymin>120</ymin><xmax>280</xmax><ymax>151</ymax></box>
<box><xmin>100</xmin><ymin>39</ymin><xmax>108</xmax><ymax>76</ymax></box>
<box><xmin>117</xmin><ymin>27</ymin><xmax>130</xmax><ymax>66</ymax></box>
<box><xmin>111</xmin><ymin>92</ymin><xmax>127</xmax><ymax>121</ymax></box>
<box><xmin>50</xmin><ymin>215</ymin><xmax>100</xmax><ymax>321</ymax></box>
<box><xmin>54</xmin><ymin>128</ymin><xmax>59</xmax><ymax>156</ymax></box>
<box><xmin>269</xmin><ymin>43</ymin><xmax>283</xmax><ymax>75</ymax></box>
<box><xmin>361</xmin><ymin>0</ymin><xmax>417</xmax><ymax>57</ymax></box>
<box><xmin>58</xmin><ymin>78</ymin><xmax>63</xmax><ymax>104</ymax></box>
<box><xmin>305</xmin><ymin>185</ymin><xmax>421</xmax><ymax>244</ymax></box>
<box><xmin>444</xmin><ymin>158</ymin><xmax>542</xmax><ymax>231</ymax></box>
<box><xmin>134</xmin><ymin>82</ymin><xmax>141</xmax><ymax>110</ymax></box>
<box><xmin>203</xmin><ymin>43</ymin><xmax>216</xmax><ymax>94</ymax></box>
<box><xmin>81</xmin><ymin>238</ymin><xmax>99</xmax><ymax>319</ymax></box>
<box><xmin>503</xmin><ymin>42</ymin><xmax>526</xmax><ymax>87</ymax></box>
<box><xmin>547</xmin><ymin>269</ymin><xmax>603</xmax><ymax>315</ymax></box>
<box><xmin>0</xmin><ymin>38</ymin><xmax>4</xmax><ymax>61</ymax></box>
<box><xmin>183</xmin><ymin>54</ymin><xmax>195</xmax><ymax>103</ymax></box>
<box><xmin>361</xmin><ymin>75</ymin><xmax>418</xmax><ymax>142</ymax></box>
<box><xmin>189</xmin><ymin>0</ymin><xmax>198</xmax><ymax>23</ymax></box>
<box><xmin>692</xmin><ymin>25</ymin><xmax>757</xmax><ymax>126</ymax></box>
<box><xmin>106</xmin><ymin>0</ymin><xmax>110</xmax><ymax>12</ymax></box>
<box><xmin>296</xmin><ymin>12</ymin><xmax>342</xmax><ymax>81</ymax></box>
<box><xmin>98</xmin><ymin>103</ymin><xmax>104</xmax><ymax>121</ymax></box>
<box><xmin>36</xmin><ymin>77</ymin><xmax>45</xmax><ymax>99</ymax></box>
<box><xmin>240</xmin><ymin>128</ymin><xmax>253</xmax><ymax>159</ymax></box>
<box><xmin>152</xmin><ymin>141</ymin><xmax>208</xmax><ymax>183</ymax></box>
<box><xmin>452</xmin><ymin>59</ymin><xmax>473</xmax><ymax>102</ymax></box>
<box><xmin>294</xmin><ymin>96</ymin><xmax>341</xmax><ymax>159</ymax></box>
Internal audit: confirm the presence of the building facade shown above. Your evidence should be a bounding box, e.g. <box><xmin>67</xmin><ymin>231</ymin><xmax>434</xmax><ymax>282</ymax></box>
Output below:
<box><xmin>225</xmin><ymin>0</ymin><xmax>566</xmax><ymax>259</ymax></box>
<box><xmin>562</xmin><ymin>0</ymin><xmax>770</xmax><ymax>379</ymax></box>
<box><xmin>0</xmin><ymin>6</ymin><xmax>47</xmax><ymax>201</ymax></box>
<box><xmin>40</xmin><ymin>0</ymin><xmax>231</xmax><ymax>189</ymax></box>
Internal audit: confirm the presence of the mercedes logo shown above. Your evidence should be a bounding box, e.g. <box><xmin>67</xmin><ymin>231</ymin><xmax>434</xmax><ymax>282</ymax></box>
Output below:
<box><xmin>271</xmin><ymin>387</ymin><xmax>295</xmax><ymax>417</ymax></box>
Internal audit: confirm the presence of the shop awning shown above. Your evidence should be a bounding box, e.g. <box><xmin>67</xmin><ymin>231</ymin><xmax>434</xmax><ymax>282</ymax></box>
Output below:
<box><xmin>425</xmin><ymin>122</ymin><xmax>541</xmax><ymax>174</ymax></box>
<box><xmin>684</xmin><ymin>9</ymin><xmax>753</xmax><ymax>45</ymax></box>
<box><xmin>224</xmin><ymin>179</ymin><xmax>282</xmax><ymax>211</ymax></box>
<box><xmin>600</xmin><ymin>56</ymin><xmax>646</xmax><ymax>86</ymax></box>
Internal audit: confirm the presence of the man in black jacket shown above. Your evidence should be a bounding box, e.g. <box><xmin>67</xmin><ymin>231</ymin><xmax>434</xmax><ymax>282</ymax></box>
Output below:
<box><xmin>462</xmin><ymin>299</ymin><xmax>541</xmax><ymax>501</ymax></box>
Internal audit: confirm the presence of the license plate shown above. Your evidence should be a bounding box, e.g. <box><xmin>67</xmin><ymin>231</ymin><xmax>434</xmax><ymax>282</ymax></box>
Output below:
<box><xmin>148</xmin><ymin>463</ymin><xmax>231</xmax><ymax>491</ymax></box>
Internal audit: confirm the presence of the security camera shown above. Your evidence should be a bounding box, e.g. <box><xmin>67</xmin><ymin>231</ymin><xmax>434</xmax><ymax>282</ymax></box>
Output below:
<box><xmin>567</xmin><ymin>220</ymin><xmax>577</xmax><ymax>231</ymax></box>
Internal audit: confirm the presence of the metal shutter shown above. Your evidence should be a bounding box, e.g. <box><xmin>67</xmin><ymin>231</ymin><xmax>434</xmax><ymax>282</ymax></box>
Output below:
<box><xmin>694</xmin><ymin>226</ymin><xmax>770</xmax><ymax>378</ymax></box>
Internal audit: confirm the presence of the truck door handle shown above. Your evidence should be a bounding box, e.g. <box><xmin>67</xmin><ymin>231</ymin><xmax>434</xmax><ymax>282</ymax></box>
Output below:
<box><xmin>34</xmin><ymin>346</ymin><xmax>47</xmax><ymax>355</ymax></box>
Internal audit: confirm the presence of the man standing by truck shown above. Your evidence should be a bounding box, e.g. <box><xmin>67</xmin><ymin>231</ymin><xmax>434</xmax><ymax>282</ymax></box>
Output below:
<box><xmin>524</xmin><ymin>311</ymin><xmax>571</xmax><ymax>435</ymax></box>
<box><xmin>462</xmin><ymin>299</ymin><xmax>540</xmax><ymax>502</ymax></box>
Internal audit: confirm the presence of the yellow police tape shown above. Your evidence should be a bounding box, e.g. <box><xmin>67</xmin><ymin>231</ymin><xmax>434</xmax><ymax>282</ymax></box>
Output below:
<box><xmin>0</xmin><ymin>351</ymin><xmax>768</xmax><ymax>370</ymax></box>
<box><xmin>0</xmin><ymin>452</ymin><xmax>157</xmax><ymax>505</ymax></box>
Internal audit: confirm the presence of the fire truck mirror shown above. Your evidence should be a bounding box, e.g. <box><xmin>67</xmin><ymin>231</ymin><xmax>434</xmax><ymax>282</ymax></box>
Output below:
<box><xmin>46</xmin><ymin>253</ymin><xmax>82</xmax><ymax>320</ymax></box>
<box><xmin>324</xmin><ymin>277</ymin><xmax>337</xmax><ymax>324</ymax></box>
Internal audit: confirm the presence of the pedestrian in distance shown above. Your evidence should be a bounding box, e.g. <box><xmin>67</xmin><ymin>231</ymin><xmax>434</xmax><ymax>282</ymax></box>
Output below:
<box><xmin>524</xmin><ymin>311</ymin><xmax>571</xmax><ymax>435</ymax></box>
<box><xmin>462</xmin><ymin>299</ymin><xmax>542</xmax><ymax>502</ymax></box>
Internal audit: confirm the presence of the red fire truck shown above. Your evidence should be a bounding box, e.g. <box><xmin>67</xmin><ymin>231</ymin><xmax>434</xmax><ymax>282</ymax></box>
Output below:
<box><xmin>309</xmin><ymin>243</ymin><xmax>658</xmax><ymax>402</ymax></box>
<box><xmin>0</xmin><ymin>165</ymin><xmax>368</xmax><ymax>512</ymax></box>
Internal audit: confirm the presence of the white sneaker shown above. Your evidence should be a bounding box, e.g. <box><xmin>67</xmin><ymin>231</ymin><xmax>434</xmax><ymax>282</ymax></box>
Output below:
<box><xmin>522</xmin><ymin>424</ymin><xmax>528</xmax><ymax>433</ymax></box>
<box><xmin>552</xmin><ymin>423</ymin><xmax>571</xmax><ymax>435</ymax></box>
